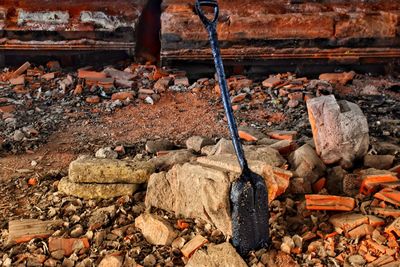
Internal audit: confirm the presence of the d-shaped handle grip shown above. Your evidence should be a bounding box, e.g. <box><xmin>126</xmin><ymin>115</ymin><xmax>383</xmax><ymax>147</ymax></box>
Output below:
<box><xmin>195</xmin><ymin>0</ymin><xmax>219</xmax><ymax>27</ymax></box>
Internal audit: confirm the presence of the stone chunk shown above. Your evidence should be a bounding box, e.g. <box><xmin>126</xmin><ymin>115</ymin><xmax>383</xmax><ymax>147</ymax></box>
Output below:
<box><xmin>58</xmin><ymin>177</ymin><xmax>138</xmax><ymax>199</ymax></box>
<box><xmin>69</xmin><ymin>157</ymin><xmax>155</xmax><ymax>184</ymax></box>
<box><xmin>186</xmin><ymin>242</ymin><xmax>247</xmax><ymax>267</ymax></box>
<box><xmin>146</xmin><ymin>163</ymin><xmax>232</xmax><ymax>235</ymax></box>
<box><xmin>186</xmin><ymin>136</ymin><xmax>215</xmax><ymax>152</ymax></box>
<box><xmin>149</xmin><ymin>149</ymin><xmax>196</xmax><ymax>170</ymax></box>
<box><xmin>307</xmin><ymin>95</ymin><xmax>369</xmax><ymax>168</ymax></box>
<box><xmin>364</xmin><ymin>154</ymin><xmax>395</xmax><ymax>170</ymax></box>
<box><xmin>288</xmin><ymin>144</ymin><xmax>326</xmax><ymax>183</ymax></box>
<box><xmin>135</xmin><ymin>213</ymin><xmax>177</xmax><ymax>246</ymax></box>
<box><xmin>98</xmin><ymin>255</ymin><xmax>123</xmax><ymax>267</ymax></box>
<box><xmin>146</xmin><ymin>139</ymin><xmax>174</xmax><ymax>153</ymax></box>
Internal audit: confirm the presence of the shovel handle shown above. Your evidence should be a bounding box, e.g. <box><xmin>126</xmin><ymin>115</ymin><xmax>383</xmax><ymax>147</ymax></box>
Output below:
<box><xmin>195</xmin><ymin>0</ymin><xmax>219</xmax><ymax>27</ymax></box>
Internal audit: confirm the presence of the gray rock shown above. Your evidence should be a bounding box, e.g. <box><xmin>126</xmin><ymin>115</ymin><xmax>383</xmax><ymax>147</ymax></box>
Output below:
<box><xmin>58</xmin><ymin>177</ymin><xmax>139</xmax><ymax>199</ymax></box>
<box><xmin>307</xmin><ymin>95</ymin><xmax>369</xmax><ymax>169</ymax></box>
<box><xmin>135</xmin><ymin>213</ymin><xmax>177</xmax><ymax>246</ymax></box>
<box><xmin>95</xmin><ymin>147</ymin><xmax>118</xmax><ymax>159</ymax></box>
<box><xmin>364</xmin><ymin>154</ymin><xmax>395</xmax><ymax>170</ymax></box>
<box><xmin>288</xmin><ymin>177</ymin><xmax>312</xmax><ymax>194</ymax></box>
<box><xmin>68</xmin><ymin>157</ymin><xmax>155</xmax><ymax>184</ymax></box>
<box><xmin>149</xmin><ymin>149</ymin><xmax>196</xmax><ymax>171</ymax></box>
<box><xmin>288</xmin><ymin>144</ymin><xmax>326</xmax><ymax>183</ymax></box>
<box><xmin>186</xmin><ymin>136</ymin><xmax>215</xmax><ymax>153</ymax></box>
<box><xmin>186</xmin><ymin>243</ymin><xmax>247</xmax><ymax>267</ymax></box>
<box><xmin>145</xmin><ymin>139</ymin><xmax>174</xmax><ymax>153</ymax></box>
<box><xmin>13</xmin><ymin>130</ymin><xmax>25</xmax><ymax>141</ymax></box>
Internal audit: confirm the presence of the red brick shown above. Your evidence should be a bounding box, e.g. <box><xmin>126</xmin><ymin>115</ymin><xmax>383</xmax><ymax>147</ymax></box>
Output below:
<box><xmin>78</xmin><ymin>70</ymin><xmax>107</xmax><ymax>79</ymax></box>
<box><xmin>0</xmin><ymin>105</ymin><xmax>16</xmax><ymax>113</ymax></box>
<box><xmin>48</xmin><ymin>237</ymin><xmax>90</xmax><ymax>256</ymax></box>
<box><xmin>12</xmin><ymin>62</ymin><xmax>30</xmax><ymax>78</ymax></box>
<box><xmin>86</xmin><ymin>96</ymin><xmax>100</xmax><ymax>104</ymax></box>
<box><xmin>111</xmin><ymin>92</ymin><xmax>134</xmax><ymax>101</ymax></box>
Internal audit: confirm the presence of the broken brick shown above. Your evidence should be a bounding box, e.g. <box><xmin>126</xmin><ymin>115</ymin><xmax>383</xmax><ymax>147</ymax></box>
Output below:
<box><xmin>305</xmin><ymin>195</ymin><xmax>355</xmax><ymax>211</ymax></box>
<box><xmin>312</xmin><ymin>177</ymin><xmax>326</xmax><ymax>193</ymax></box>
<box><xmin>360</xmin><ymin>170</ymin><xmax>398</xmax><ymax>195</ymax></box>
<box><xmin>262</xmin><ymin>76</ymin><xmax>283</xmax><ymax>88</ymax></box>
<box><xmin>111</xmin><ymin>92</ymin><xmax>135</xmax><ymax>101</ymax></box>
<box><xmin>8</xmin><ymin>219</ymin><xmax>63</xmax><ymax>244</ymax></box>
<box><xmin>374</xmin><ymin>188</ymin><xmax>400</xmax><ymax>206</ymax></box>
<box><xmin>385</xmin><ymin>217</ymin><xmax>400</xmax><ymax>237</ymax></box>
<box><xmin>238</xmin><ymin>126</ymin><xmax>266</xmax><ymax>142</ymax></box>
<box><xmin>9</xmin><ymin>75</ymin><xmax>25</xmax><ymax>85</ymax></box>
<box><xmin>371</xmin><ymin>207</ymin><xmax>400</xmax><ymax>218</ymax></box>
<box><xmin>367</xmin><ymin>215</ymin><xmax>385</xmax><ymax>227</ymax></box>
<box><xmin>73</xmin><ymin>84</ymin><xmax>83</xmax><ymax>95</ymax></box>
<box><xmin>181</xmin><ymin>234</ymin><xmax>208</xmax><ymax>258</ymax></box>
<box><xmin>268</xmin><ymin>130</ymin><xmax>297</xmax><ymax>141</ymax></box>
<box><xmin>0</xmin><ymin>105</ymin><xmax>16</xmax><ymax>113</ymax></box>
<box><xmin>319</xmin><ymin>71</ymin><xmax>356</xmax><ymax>85</ymax></box>
<box><xmin>12</xmin><ymin>62</ymin><xmax>31</xmax><ymax>78</ymax></box>
<box><xmin>329</xmin><ymin>213</ymin><xmax>368</xmax><ymax>233</ymax></box>
<box><xmin>347</xmin><ymin>224</ymin><xmax>374</xmax><ymax>239</ymax></box>
<box><xmin>86</xmin><ymin>96</ymin><xmax>100</xmax><ymax>104</ymax></box>
<box><xmin>78</xmin><ymin>70</ymin><xmax>107</xmax><ymax>79</ymax></box>
<box><xmin>231</xmin><ymin>93</ymin><xmax>247</xmax><ymax>103</ymax></box>
<box><xmin>48</xmin><ymin>237</ymin><xmax>90</xmax><ymax>257</ymax></box>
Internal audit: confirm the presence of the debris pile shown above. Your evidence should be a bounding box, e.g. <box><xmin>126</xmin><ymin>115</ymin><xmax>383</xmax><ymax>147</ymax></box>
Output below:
<box><xmin>0</xmin><ymin>66</ymin><xmax>399</xmax><ymax>266</ymax></box>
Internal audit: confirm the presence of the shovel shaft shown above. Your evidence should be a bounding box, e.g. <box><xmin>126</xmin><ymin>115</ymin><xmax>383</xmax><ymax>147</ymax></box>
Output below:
<box><xmin>206</xmin><ymin>24</ymin><xmax>249</xmax><ymax>173</ymax></box>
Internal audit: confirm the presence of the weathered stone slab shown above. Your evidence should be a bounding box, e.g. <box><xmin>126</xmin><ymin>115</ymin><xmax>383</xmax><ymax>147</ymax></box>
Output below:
<box><xmin>186</xmin><ymin>242</ymin><xmax>247</xmax><ymax>267</ymax></box>
<box><xmin>58</xmin><ymin>177</ymin><xmax>138</xmax><ymax>199</ymax></box>
<box><xmin>69</xmin><ymin>157</ymin><xmax>155</xmax><ymax>184</ymax></box>
<box><xmin>307</xmin><ymin>95</ymin><xmax>369</xmax><ymax>169</ymax></box>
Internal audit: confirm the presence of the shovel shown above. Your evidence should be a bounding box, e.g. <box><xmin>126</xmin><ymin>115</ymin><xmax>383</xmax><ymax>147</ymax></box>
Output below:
<box><xmin>195</xmin><ymin>0</ymin><xmax>269</xmax><ymax>256</ymax></box>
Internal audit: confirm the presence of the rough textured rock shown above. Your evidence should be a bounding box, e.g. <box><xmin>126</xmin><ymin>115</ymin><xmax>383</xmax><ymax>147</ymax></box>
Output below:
<box><xmin>149</xmin><ymin>149</ymin><xmax>196</xmax><ymax>170</ymax></box>
<box><xmin>145</xmin><ymin>139</ymin><xmax>174</xmax><ymax>153</ymax></box>
<box><xmin>186</xmin><ymin>136</ymin><xmax>215</xmax><ymax>152</ymax></box>
<box><xmin>68</xmin><ymin>157</ymin><xmax>155</xmax><ymax>184</ymax></box>
<box><xmin>364</xmin><ymin>154</ymin><xmax>395</xmax><ymax>170</ymax></box>
<box><xmin>146</xmin><ymin>163</ymin><xmax>233</xmax><ymax>235</ymax></box>
<box><xmin>288</xmin><ymin>144</ymin><xmax>326</xmax><ymax>183</ymax></box>
<box><xmin>307</xmin><ymin>95</ymin><xmax>369</xmax><ymax>169</ymax></box>
<box><xmin>186</xmin><ymin>243</ymin><xmax>247</xmax><ymax>267</ymax></box>
<box><xmin>135</xmin><ymin>213</ymin><xmax>177</xmax><ymax>246</ymax></box>
<box><xmin>58</xmin><ymin>178</ymin><xmax>139</xmax><ymax>199</ymax></box>
<box><xmin>98</xmin><ymin>255</ymin><xmax>123</xmax><ymax>267</ymax></box>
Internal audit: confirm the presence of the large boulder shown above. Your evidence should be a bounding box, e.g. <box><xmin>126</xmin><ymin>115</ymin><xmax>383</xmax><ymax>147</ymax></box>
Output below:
<box><xmin>307</xmin><ymin>95</ymin><xmax>369</xmax><ymax>169</ymax></box>
<box><xmin>68</xmin><ymin>157</ymin><xmax>155</xmax><ymax>184</ymax></box>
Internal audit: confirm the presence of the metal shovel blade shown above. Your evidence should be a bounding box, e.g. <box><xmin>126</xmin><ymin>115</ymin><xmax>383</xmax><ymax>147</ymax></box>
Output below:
<box><xmin>230</xmin><ymin>170</ymin><xmax>269</xmax><ymax>256</ymax></box>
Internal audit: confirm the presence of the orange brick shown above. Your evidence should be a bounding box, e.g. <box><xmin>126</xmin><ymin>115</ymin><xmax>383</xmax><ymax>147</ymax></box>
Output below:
<box><xmin>305</xmin><ymin>195</ymin><xmax>355</xmax><ymax>211</ymax></box>
<box><xmin>111</xmin><ymin>92</ymin><xmax>134</xmax><ymax>101</ymax></box>
<box><xmin>12</xmin><ymin>62</ymin><xmax>30</xmax><ymax>78</ymax></box>
<box><xmin>374</xmin><ymin>188</ymin><xmax>400</xmax><ymax>206</ymax></box>
<box><xmin>312</xmin><ymin>177</ymin><xmax>326</xmax><ymax>193</ymax></box>
<box><xmin>48</xmin><ymin>237</ymin><xmax>90</xmax><ymax>256</ymax></box>
<box><xmin>86</xmin><ymin>96</ymin><xmax>100</xmax><ymax>104</ymax></box>
<box><xmin>360</xmin><ymin>172</ymin><xmax>398</xmax><ymax>195</ymax></box>
<box><xmin>268</xmin><ymin>130</ymin><xmax>297</xmax><ymax>141</ymax></box>
<box><xmin>78</xmin><ymin>70</ymin><xmax>107</xmax><ymax>79</ymax></box>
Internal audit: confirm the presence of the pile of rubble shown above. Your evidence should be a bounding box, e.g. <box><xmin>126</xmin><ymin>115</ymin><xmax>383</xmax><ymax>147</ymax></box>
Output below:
<box><xmin>1</xmin><ymin>61</ymin><xmax>399</xmax><ymax>156</ymax></box>
<box><xmin>0</xmin><ymin>83</ymin><xmax>399</xmax><ymax>266</ymax></box>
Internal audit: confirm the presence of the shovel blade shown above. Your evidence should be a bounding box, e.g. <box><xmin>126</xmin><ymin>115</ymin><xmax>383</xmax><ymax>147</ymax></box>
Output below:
<box><xmin>230</xmin><ymin>172</ymin><xmax>269</xmax><ymax>256</ymax></box>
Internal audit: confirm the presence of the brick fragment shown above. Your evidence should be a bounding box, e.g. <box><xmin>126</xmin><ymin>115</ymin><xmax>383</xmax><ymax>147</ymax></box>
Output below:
<box><xmin>8</xmin><ymin>219</ymin><xmax>63</xmax><ymax>244</ymax></box>
<box><xmin>111</xmin><ymin>92</ymin><xmax>134</xmax><ymax>101</ymax></box>
<box><xmin>312</xmin><ymin>177</ymin><xmax>326</xmax><ymax>193</ymax></box>
<box><xmin>86</xmin><ymin>96</ymin><xmax>100</xmax><ymax>104</ymax></box>
<box><xmin>238</xmin><ymin>126</ymin><xmax>266</xmax><ymax>142</ymax></box>
<box><xmin>181</xmin><ymin>234</ymin><xmax>208</xmax><ymax>258</ymax></box>
<box><xmin>360</xmin><ymin>170</ymin><xmax>398</xmax><ymax>195</ymax></box>
<box><xmin>9</xmin><ymin>75</ymin><xmax>25</xmax><ymax>85</ymax></box>
<box><xmin>347</xmin><ymin>224</ymin><xmax>374</xmax><ymax>239</ymax></box>
<box><xmin>262</xmin><ymin>76</ymin><xmax>282</xmax><ymax>88</ymax></box>
<box><xmin>374</xmin><ymin>188</ymin><xmax>400</xmax><ymax>206</ymax></box>
<box><xmin>319</xmin><ymin>71</ymin><xmax>356</xmax><ymax>85</ymax></box>
<box><xmin>385</xmin><ymin>217</ymin><xmax>400</xmax><ymax>237</ymax></box>
<box><xmin>12</xmin><ymin>62</ymin><xmax>30</xmax><ymax>78</ymax></box>
<box><xmin>48</xmin><ymin>237</ymin><xmax>90</xmax><ymax>257</ymax></box>
<box><xmin>268</xmin><ymin>130</ymin><xmax>297</xmax><ymax>141</ymax></box>
<box><xmin>371</xmin><ymin>207</ymin><xmax>400</xmax><ymax>218</ymax></box>
<box><xmin>305</xmin><ymin>195</ymin><xmax>355</xmax><ymax>211</ymax></box>
<box><xmin>329</xmin><ymin>213</ymin><xmax>368</xmax><ymax>233</ymax></box>
<box><xmin>78</xmin><ymin>70</ymin><xmax>107</xmax><ymax>79</ymax></box>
